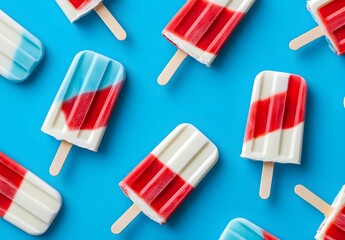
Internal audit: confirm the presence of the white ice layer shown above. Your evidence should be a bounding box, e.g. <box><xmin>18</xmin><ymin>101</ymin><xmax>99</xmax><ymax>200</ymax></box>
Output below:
<box><xmin>56</xmin><ymin>0</ymin><xmax>102</xmax><ymax>22</ymax></box>
<box><xmin>241</xmin><ymin>71</ymin><xmax>305</xmax><ymax>164</ymax></box>
<box><xmin>4</xmin><ymin>172</ymin><xmax>62</xmax><ymax>235</ymax></box>
<box><xmin>41</xmin><ymin>101</ymin><xmax>106</xmax><ymax>152</ymax></box>
<box><xmin>122</xmin><ymin>123</ymin><xmax>218</xmax><ymax>224</ymax></box>
<box><xmin>315</xmin><ymin>185</ymin><xmax>345</xmax><ymax>240</ymax></box>
<box><xmin>0</xmin><ymin>10</ymin><xmax>22</xmax><ymax>79</ymax></box>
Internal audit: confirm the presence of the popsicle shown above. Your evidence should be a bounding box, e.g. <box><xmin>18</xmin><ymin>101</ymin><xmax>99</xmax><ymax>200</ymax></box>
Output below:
<box><xmin>111</xmin><ymin>123</ymin><xmax>218</xmax><ymax>233</ymax></box>
<box><xmin>219</xmin><ymin>218</ymin><xmax>279</xmax><ymax>240</ymax></box>
<box><xmin>290</xmin><ymin>0</ymin><xmax>345</xmax><ymax>54</ymax></box>
<box><xmin>0</xmin><ymin>10</ymin><xmax>44</xmax><ymax>83</ymax></box>
<box><xmin>241</xmin><ymin>71</ymin><xmax>307</xmax><ymax>199</ymax></box>
<box><xmin>0</xmin><ymin>152</ymin><xmax>62</xmax><ymax>235</ymax></box>
<box><xmin>158</xmin><ymin>0</ymin><xmax>256</xmax><ymax>85</ymax></box>
<box><xmin>41</xmin><ymin>50</ymin><xmax>125</xmax><ymax>176</ymax></box>
<box><xmin>295</xmin><ymin>185</ymin><xmax>345</xmax><ymax>239</ymax></box>
<box><xmin>55</xmin><ymin>0</ymin><xmax>126</xmax><ymax>40</ymax></box>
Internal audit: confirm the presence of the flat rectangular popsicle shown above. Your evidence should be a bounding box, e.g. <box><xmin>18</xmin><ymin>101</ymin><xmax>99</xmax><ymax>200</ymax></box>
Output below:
<box><xmin>241</xmin><ymin>71</ymin><xmax>307</xmax><ymax>199</ymax></box>
<box><xmin>41</xmin><ymin>50</ymin><xmax>125</xmax><ymax>176</ymax></box>
<box><xmin>315</xmin><ymin>185</ymin><xmax>345</xmax><ymax>239</ymax></box>
<box><xmin>55</xmin><ymin>0</ymin><xmax>126</xmax><ymax>40</ymax></box>
<box><xmin>112</xmin><ymin>123</ymin><xmax>218</xmax><ymax>233</ymax></box>
<box><xmin>0</xmin><ymin>152</ymin><xmax>62</xmax><ymax>235</ymax></box>
<box><xmin>0</xmin><ymin>10</ymin><xmax>44</xmax><ymax>83</ymax></box>
<box><xmin>308</xmin><ymin>0</ymin><xmax>345</xmax><ymax>55</ymax></box>
<box><xmin>219</xmin><ymin>218</ymin><xmax>279</xmax><ymax>240</ymax></box>
<box><xmin>158</xmin><ymin>0</ymin><xmax>255</xmax><ymax>85</ymax></box>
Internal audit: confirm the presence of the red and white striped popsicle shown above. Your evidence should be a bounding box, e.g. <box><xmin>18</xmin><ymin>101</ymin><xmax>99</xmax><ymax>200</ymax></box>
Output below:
<box><xmin>111</xmin><ymin>123</ymin><xmax>218</xmax><ymax>233</ymax></box>
<box><xmin>241</xmin><ymin>71</ymin><xmax>308</xmax><ymax>199</ymax></box>
<box><xmin>0</xmin><ymin>152</ymin><xmax>62</xmax><ymax>235</ymax></box>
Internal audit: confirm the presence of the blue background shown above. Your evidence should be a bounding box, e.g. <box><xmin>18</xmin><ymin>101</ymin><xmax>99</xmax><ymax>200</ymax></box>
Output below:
<box><xmin>0</xmin><ymin>0</ymin><xmax>344</xmax><ymax>239</ymax></box>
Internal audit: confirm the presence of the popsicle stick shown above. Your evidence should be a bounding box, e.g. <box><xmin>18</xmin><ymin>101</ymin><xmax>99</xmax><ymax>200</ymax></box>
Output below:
<box><xmin>158</xmin><ymin>49</ymin><xmax>188</xmax><ymax>86</ymax></box>
<box><xmin>289</xmin><ymin>26</ymin><xmax>324</xmax><ymax>50</ymax></box>
<box><xmin>94</xmin><ymin>2</ymin><xmax>127</xmax><ymax>41</ymax></box>
<box><xmin>259</xmin><ymin>162</ymin><xmax>274</xmax><ymax>199</ymax></box>
<box><xmin>294</xmin><ymin>185</ymin><xmax>334</xmax><ymax>217</ymax></box>
<box><xmin>111</xmin><ymin>204</ymin><xmax>141</xmax><ymax>234</ymax></box>
<box><xmin>49</xmin><ymin>141</ymin><xmax>73</xmax><ymax>176</ymax></box>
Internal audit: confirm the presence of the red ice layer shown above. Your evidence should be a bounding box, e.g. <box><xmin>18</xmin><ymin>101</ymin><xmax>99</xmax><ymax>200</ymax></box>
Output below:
<box><xmin>318</xmin><ymin>0</ymin><xmax>345</xmax><ymax>55</ymax></box>
<box><xmin>120</xmin><ymin>154</ymin><xmax>194</xmax><ymax>222</ymax></box>
<box><xmin>263</xmin><ymin>230</ymin><xmax>279</xmax><ymax>240</ymax></box>
<box><xmin>61</xmin><ymin>81</ymin><xmax>123</xmax><ymax>131</ymax></box>
<box><xmin>323</xmin><ymin>204</ymin><xmax>345</xmax><ymax>239</ymax></box>
<box><xmin>69</xmin><ymin>0</ymin><xmax>91</xmax><ymax>10</ymax></box>
<box><xmin>164</xmin><ymin>0</ymin><xmax>246</xmax><ymax>54</ymax></box>
<box><xmin>245</xmin><ymin>75</ymin><xmax>307</xmax><ymax>142</ymax></box>
<box><xmin>0</xmin><ymin>153</ymin><xmax>27</xmax><ymax>217</ymax></box>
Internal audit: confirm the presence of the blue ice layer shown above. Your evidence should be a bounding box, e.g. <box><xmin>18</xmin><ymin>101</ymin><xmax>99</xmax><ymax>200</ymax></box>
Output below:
<box><xmin>56</xmin><ymin>50</ymin><xmax>126</xmax><ymax>102</ymax></box>
<box><xmin>9</xmin><ymin>32</ymin><xmax>44</xmax><ymax>82</ymax></box>
<box><xmin>219</xmin><ymin>218</ymin><xmax>266</xmax><ymax>240</ymax></box>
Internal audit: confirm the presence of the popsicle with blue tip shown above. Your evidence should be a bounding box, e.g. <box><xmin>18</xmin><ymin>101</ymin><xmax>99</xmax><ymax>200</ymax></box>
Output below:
<box><xmin>219</xmin><ymin>218</ymin><xmax>279</xmax><ymax>240</ymax></box>
<box><xmin>42</xmin><ymin>50</ymin><xmax>125</xmax><ymax>176</ymax></box>
<box><xmin>0</xmin><ymin>10</ymin><xmax>44</xmax><ymax>83</ymax></box>
<box><xmin>56</xmin><ymin>0</ymin><xmax>126</xmax><ymax>40</ymax></box>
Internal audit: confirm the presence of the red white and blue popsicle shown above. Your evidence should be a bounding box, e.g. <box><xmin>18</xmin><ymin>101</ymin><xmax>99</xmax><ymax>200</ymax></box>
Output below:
<box><xmin>0</xmin><ymin>10</ymin><xmax>44</xmax><ymax>83</ymax></box>
<box><xmin>42</xmin><ymin>50</ymin><xmax>125</xmax><ymax>176</ymax></box>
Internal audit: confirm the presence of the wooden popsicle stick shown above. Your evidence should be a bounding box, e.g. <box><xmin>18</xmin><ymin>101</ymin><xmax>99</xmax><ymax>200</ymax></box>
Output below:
<box><xmin>94</xmin><ymin>2</ymin><xmax>127</xmax><ymax>41</ymax></box>
<box><xmin>289</xmin><ymin>26</ymin><xmax>324</xmax><ymax>50</ymax></box>
<box><xmin>158</xmin><ymin>49</ymin><xmax>188</xmax><ymax>86</ymax></box>
<box><xmin>295</xmin><ymin>184</ymin><xmax>334</xmax><ymax>217</ymax></box>
<box><xmin>259</xmin><ymin>162</ymin><xmax>274</xmax><ymax>199</ymax></box>
<box><xmin>49</xmin><ymin>141</ymin><xmax>73</xmax><ymax>176</ymax></box>
<box><xmin>111</xmin><ymin>204</ymin><xmax>141</xmax><ymax>234</ymax></box>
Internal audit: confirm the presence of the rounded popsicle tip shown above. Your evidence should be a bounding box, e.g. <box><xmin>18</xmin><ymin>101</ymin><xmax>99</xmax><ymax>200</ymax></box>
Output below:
<box><xmin>289</xmin><ymin>40</ymin><xmax>299</xmax><ymax>51</ymax></box>
<box><xmin>111</xmin><ymin>224</ymin><xmax>122</xmax><ymax>234</ymax></box>
<box><xmin>157</xmin><ymin>75</ymin><xmax>169</xmax><ymax>86</ymax></box>
<box><xmin>294</xmin><ymin>184</ymin><xmax>304</xmax><ymax>194</ymax></box>
<box><xmin>259</xmin><ymin>190</ymin><xmax>270</xmax><ymax>200</ymax></box>
<box><xmin>116</xmin><ymin>30</ymin><xmax>127</xmax><ymax>41</ymax></box>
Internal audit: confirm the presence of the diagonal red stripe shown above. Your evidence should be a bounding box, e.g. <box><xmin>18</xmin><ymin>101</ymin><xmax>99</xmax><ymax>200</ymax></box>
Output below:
<box><xmin>245</xmin><ymin>75</ymin><xmax>307</xmax><ymax>142</ymax></box>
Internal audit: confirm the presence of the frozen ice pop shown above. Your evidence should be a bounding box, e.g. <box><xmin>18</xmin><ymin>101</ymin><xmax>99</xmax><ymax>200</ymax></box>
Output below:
<box><xmin>0</xmin><ymin>152</ymin><xmax>62</xmax><ymax>235</ymax></box>
<box><xmin>0</xmin><ymin>10</ymin><xmax>44</xmax><ymax>83</ymax></box>
<box><xmin>111</xmin><ymin>123</ymin><xmax>218</xmax><ymax>233</ymax></box>
<box><xmin>158</xmin><ymin>0</ymin><xmax>255</xmax><ymax>85</ymax></box>
<box><xmin>42</xmin><ymin>50</ymin><xmax>125</xmax><ymax>176</ymax></box>
<box><xmin>295</xmin><ymin>185</ymin><xmax>345</xmax><ymax>240</ymax></box>
<box><xmin>290</xmin><ymin>0</ymin><xmax>345</xmax><ymax>54</ymax></box>
<box><xmin>241</xmin><ymin>71</ymin><xmax>307</xmax><ymax>199</ymax></box>
<box><xmin>55</xmin><ymin>0</ymin><xmax>126</xmax><ymax>40</ymax></box>
<box><xmin>219</xmin><ymin>218</ymin><xmax>279</xmax><ymax>240</ymax></box>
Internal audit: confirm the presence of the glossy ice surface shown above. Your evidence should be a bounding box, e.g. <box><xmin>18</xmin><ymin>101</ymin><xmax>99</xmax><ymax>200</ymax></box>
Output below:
<box><xmin>0</xmin><ymin>153</ymin><xmax>62</xmax><ymax>235</ymax></box>
<box><xmin>308</xmin><ymin>0</ymin><xmax>345</xmax><ymax>55</ymax></box>
<box><xmin>163</xmin><ymin>0</ymin><xmax>255</xmax><ymax>66</ymax></box>
<box><xmin>0</xmin><ymin>10</ymin><xmax>43</xmax><ymax>82</ymax></box>
<box><xmin>316</xmin><ymin>185</ymin><xmax>345</xmax><ymax>239</ymax></box>
<box><xmin>42</xmin><ymin>50</ymin><xmax>125</xmax><ymax>151</ymax></box>
<box><xmin>56</xmin><ymin>0</ymin><xmax>102</xmax><ymax>22</ymax></box>
<box><xmin>241</xmin><ymin>71</ymin><xmax>307</xmax><ymax>164</ymax></box>
<box><xmin>120</xmin><ymin>123</ymin><xmax>218</xmax><ymax>224</ymax></box>
<box><xmin>219</xmin><ymin>218</ymin><xmax>279</xmax><ymax>240</ymax></box>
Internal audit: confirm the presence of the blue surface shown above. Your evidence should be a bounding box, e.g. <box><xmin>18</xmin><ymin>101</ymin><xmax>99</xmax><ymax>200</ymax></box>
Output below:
<box><xmin>0</xmin><ymin>0</ymin><xmax>344</xmax><ymax>239</ymax></box>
